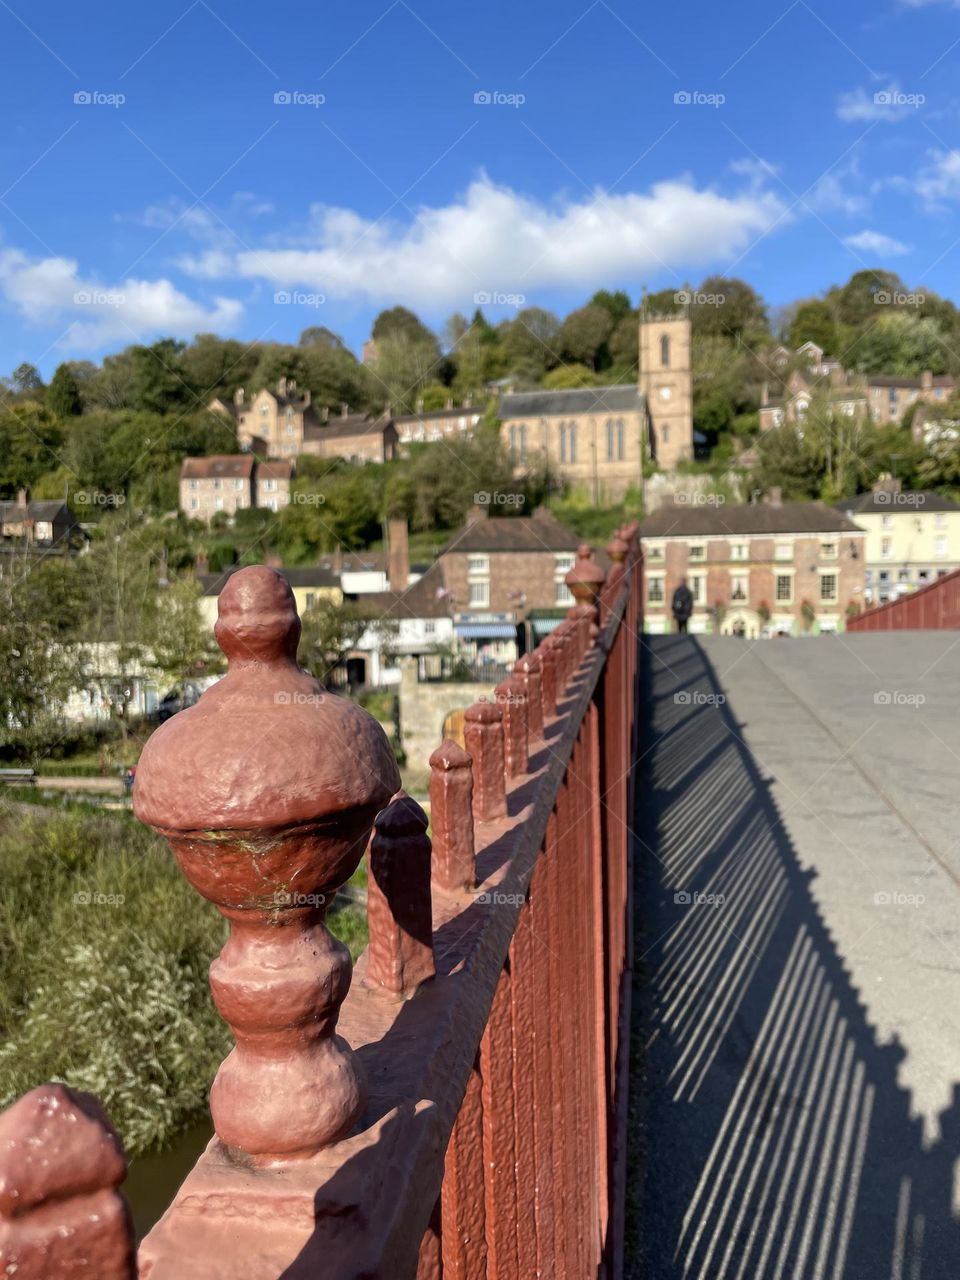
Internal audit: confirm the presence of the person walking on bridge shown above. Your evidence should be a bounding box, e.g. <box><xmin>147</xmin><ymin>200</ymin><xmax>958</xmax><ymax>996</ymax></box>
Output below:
<box><xmin>672</xmin><ymin>579</ymin><xmax>694</xmax><ymax>634</ymax></box>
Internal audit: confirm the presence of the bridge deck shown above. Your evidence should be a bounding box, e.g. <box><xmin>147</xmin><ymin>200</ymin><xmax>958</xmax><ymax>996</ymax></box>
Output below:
<box><xmin>630</xmin><ymin>633</ymin><xmax>960</xmax><ymax>1280</ymax></box>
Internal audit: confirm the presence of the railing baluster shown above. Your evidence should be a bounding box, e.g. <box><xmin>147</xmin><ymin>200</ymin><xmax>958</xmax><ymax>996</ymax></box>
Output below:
<box><xmin>366</xmin><ymin>791</ymin><xmax>435</xmax><ymax>997</ymax></box>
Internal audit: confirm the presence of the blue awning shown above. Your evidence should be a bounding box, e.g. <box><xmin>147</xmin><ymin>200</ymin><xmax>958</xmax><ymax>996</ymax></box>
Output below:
<box><xmin>531</xmin><ymin>617</ymin><xmax>564</xmax><ymax>637</ymax></box>
<box><xmin>456</xmin><ymin>623</ymin><xmax>517</xmax><ymax>640</ymax></box>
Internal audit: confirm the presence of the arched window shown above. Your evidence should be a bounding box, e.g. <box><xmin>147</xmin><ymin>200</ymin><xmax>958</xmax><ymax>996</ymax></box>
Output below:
<box><xmin>606</xmin><ymin>418</ymin><xmax>615</xmax><ymax>461</ymax></box>
<box><xmin>660</xmin><ymin>334</ymin><xmax>670</xmax><ymax>367</ymax></box>
<box><xmin>519</xmin><ymin>423</ymin><xmax>527</xmax><ymax>461</ymax></box>
<box><xmin>662</xmin><ymin>423</ymin><xmax>670</xmax><ymax>445</ymax></box>
<box><xmin>569</xmin><ymin>422</ymin><xmax>577</xmax><ymax>463</ymax></box>
<box><xmin>560</xmin><ymin>423</ymin><xmax>567</xmax><ymax>464</ymax></box>
<box><xmin>617</xmin><ymin>418</ymin><xmax>625</xmax><ymax>460</ymax></box>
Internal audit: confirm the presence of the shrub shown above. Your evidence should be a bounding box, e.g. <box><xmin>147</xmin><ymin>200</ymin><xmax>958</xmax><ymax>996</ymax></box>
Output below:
<box><xmin>0</xmin><ymin>807</ymin><xmax>368</xmax><ymax>1156</ymax></box>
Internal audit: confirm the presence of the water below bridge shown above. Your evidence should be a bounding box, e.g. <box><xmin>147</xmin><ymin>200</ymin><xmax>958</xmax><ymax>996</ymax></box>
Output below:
<box><xmin>631</xmin><ymin>633</ymin><xmax>960</xmax><ymax>1280</ymax></box>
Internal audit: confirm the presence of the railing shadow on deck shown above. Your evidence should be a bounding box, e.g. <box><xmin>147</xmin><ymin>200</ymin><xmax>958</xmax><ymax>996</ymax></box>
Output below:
<box><xmin>630</xmin><ymin>634</ymin><xmax>960</xmax><ymax>1280</ymax></box>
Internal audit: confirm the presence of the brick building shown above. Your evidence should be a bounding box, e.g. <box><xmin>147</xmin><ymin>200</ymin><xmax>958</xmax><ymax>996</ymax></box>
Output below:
<box><xmin>209</xmin><ymin>378</ymin><xmax>320</xmax><ymax>459</ymax></box>
<box><xmin>180</xmin><ymin>456</ymin><xmax>292</xmax><ymax>523</ymax></box>
<box><xmin>640</xmin><ymin>495</ymin><xmax>866</xmax><ymax>636</ymax></box>
<box><xmin>393</xmin><ymin>402</ymin><xmax>483</xmax><ymax>449</ymax></box>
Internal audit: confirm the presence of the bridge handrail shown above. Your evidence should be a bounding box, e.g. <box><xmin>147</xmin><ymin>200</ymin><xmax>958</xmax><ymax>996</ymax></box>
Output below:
<box><xmin>0</xmin><ymin>526</ymin><xmax>643</xmax><ymax>1280</ymax></box>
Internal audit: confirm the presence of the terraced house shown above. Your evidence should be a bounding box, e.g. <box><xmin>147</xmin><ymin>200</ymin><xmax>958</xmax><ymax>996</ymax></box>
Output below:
<box><xmin>640</xmin><ymin>493</ymin><xmax>866</xmax><ymax>637</ymax></box>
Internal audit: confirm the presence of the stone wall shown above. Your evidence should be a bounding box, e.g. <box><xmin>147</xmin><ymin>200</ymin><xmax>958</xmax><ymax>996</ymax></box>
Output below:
<box><xmin>398</xmin><ymin>659</ymin><xmax>495</xmax><ymax>772</ymax></box>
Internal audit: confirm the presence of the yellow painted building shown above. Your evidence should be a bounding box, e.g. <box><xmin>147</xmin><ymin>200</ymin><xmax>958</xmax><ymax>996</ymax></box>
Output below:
<box><xmin>197</xmin><ymin>565</ymin><xmax>343</xmax><ymax>629</ymax></box>
<box><xmin>835</xmin><ymin>485</ymin><xmax>960</xmax><ymax>605</ymax></box>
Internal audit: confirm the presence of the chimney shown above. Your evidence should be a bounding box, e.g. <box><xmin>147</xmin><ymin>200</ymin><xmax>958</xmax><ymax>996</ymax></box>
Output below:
<box><xmin>265</xmin><ymin>552</ymin><xmax>283</xmax><ymax>569</ymax></box>
<box><xmin>321</xmin><ymin>405</ymin><xmax>329</xmax><ymax>423</ymax></box>
<box><xmin>465</xmin><ymin>504</ymin><xmax>490</xmax><ymax>525</ymax></box>
<box><xmin>277</xmin><ymin>376</ymin><xmax>287</xmax><ymax>399</ymax></box>
<box><xmin>446</xmin><ymin>398</ymin><xmax>454</xmax><ymax>411</ymax></box>
<box><xmin>872</xmin><ymin>472</ymin><xmax>901</xmax><ymax>495</ymax></box>
<box><xmin>766</xmin><ymin>486</ymin><xmax>782</xmax><ymax>507</ymax></box>
<box><xmin>415</xmin><ymin>396</ymin><xmax>424</xmax><ymax>414</ymax></box>
<box><xmin>387</xmin><ymin>519</ymin><xmax>409</xmax><ymax>593</ymax></box>
<box><xmin>921</xmin><ymin>370</ymin><xmax>933</xmax><ymax>391</ymax></box>
<box><xmin>333</xmin><ymin>544</ymin><xmax>343</xmax><ymax>576</ymax></box>
<box><xmin>195</xmin><ymin>551</ymin><xmax>209</xmax><ymax>576</ymax></box>
<box><xmin>464</xmin><ymin>396</ymin><xmax>472</xmax><ymax>408</ymax></box>
<box><xmin>234</xmin><ymin>387</ymin><xmax>245</xmax><ymax>407</ymax></box>
<box><xmin>341</xmin><ymin>403</ymin><xmax>349</xmax><ymax>418</ymax></box>
<box><xmin>16</xmin><ymin>488</ymin><xmax>27</xmax><ymax>508</ymax></box>
<box><xmin>761</xmin><ymin>381</ymin><xmax>769</xmax><ymax>406</ymax></box>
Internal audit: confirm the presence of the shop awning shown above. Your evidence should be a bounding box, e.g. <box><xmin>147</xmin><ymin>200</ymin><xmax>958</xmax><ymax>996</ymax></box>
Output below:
<box><xmin>530</xmin><ymin>616</ymin><xmax>564</xmax><ymax>638</ymax></box>
<box><xmin>455</xmin><ymin>623</ymin><xmax>517</xmax><ymax>640</ymax></box>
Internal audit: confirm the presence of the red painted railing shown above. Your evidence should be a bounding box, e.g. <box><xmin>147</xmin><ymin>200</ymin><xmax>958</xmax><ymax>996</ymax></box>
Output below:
<box><xmin>0</xmin><ymin>529</ymin><xmax>642</xmax><ymax>1280</ymax></box>
<box><xmin>847</xmin><ymin>567</ymin><xmax>960</xmax><ymax>631</ymax></box>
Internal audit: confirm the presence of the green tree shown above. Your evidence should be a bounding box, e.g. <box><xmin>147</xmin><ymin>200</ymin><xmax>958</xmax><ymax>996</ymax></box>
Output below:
<box><xmin>298</xmin><ymin>599</ymin><xmax>398</xmax><ymax>683</ymax></box>
<box><xmin>149</xmin><ymin>577</ymin><xmax>221</xmax><ymax>686</ymax></box>
<box><xmin>557</xmin><ymin>305</ymin><xmax>614</xmax><ymax>370</ymax></box>
<box><xmin>9</xmin><ymin>363</ymin><xmax>43</xmax><ymax>394</ymax></box>
<box><xmin>46</xmin><ymin>364</ymin><xmax>82</xmax><ymax>418</ymax></box>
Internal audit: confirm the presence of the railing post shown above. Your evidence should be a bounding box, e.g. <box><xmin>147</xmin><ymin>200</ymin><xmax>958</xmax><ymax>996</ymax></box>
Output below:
<box><xmin>514</xmin><ymin>653</ymin><xmax>544</xmax><ymax>740</ymax></box>
<box><xmin>134</xmin><ymin>565</ymin><xmax>401</xmax><ymax>1159</ymax></box>
<box><xmin>566</xmin><ymin>543</ymin><xmax>606</xmax><ymax>655</ymax></box>
<box><xmin>429</xmin><ymin>740</ymin><xmax>477</xmax><ymax>892</ymax></box>
<box><xmin>366</xmin><ymin>791</ymin><xmax>436</xmax><ymax>997</ymax></box>
<box><xmin>495</xmin><ymin>676</ymin><xmax>529</xmax><ymax>780</ymax></box>
<box><xmin>0</xmin><ymin>1084</ymin><xmax>135</xmax><ymax>1279</ymax></box>
<box><xmin>539</xmin><ymin>638</ymin><xmax>559</xmax><ymax>717</ymax></box>
<box><xmin>464</xmin><ymin>700</ymin><xmax>507</xmax><ymax>822</ymax></box>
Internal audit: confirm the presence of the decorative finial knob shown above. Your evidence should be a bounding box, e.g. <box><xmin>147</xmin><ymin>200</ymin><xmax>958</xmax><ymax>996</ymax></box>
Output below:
<box><xmin>134</xmin><ymin>566</ymin><xmax>401</xmax><ymax>1159</ymax></box>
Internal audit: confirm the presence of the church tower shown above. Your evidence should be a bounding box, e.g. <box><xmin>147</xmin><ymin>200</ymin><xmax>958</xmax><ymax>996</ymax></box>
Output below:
<box><xmin>638</xmin><ymin>312</ymin><xmax>693</xmax><ymax>470</ymax></box>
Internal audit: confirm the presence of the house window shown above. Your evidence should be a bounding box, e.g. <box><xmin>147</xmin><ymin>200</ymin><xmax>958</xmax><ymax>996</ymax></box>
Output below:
<box><xmin>776</xmin><ymin>574</ymin><xmax>792</xmax><ymax>603</ymax></box>
<box><xmin>425</xmin><ymin>620</ymin><xmax>436</xmax><ymax>635</ymax></box>
<box><xmin>214</xmin><ymin>496</ymin><xmax>223</xmax><ymax>511</ymax></box>
<box><xmin>646</xmin><ymin>544</ymin><xmax>664</xmax><ymax>560</ymax></box>
<box><xmin>936</xmin><ymin>537</ymin><xmax>948</xmax><ymax>559</ymax></box>
<box><xmin>689</xmin><ymin>545</ymin><xmax>705</xmax><ymax>561</ymax></box>
<box><xmin>731</xmin><ymin>544</ymin><xmax>747</xmax><ymax>560</ymax></box>
<box><xmin>213</xmin><ymin>478</ymin><xmax>222</xmax><ymax>490</ymax></box>
<box><xmin>660</xmin><ymin>334</ymin><xmax>670</xmax><ymax>367</ymax></box>
<box><xmin>190</xmin><ymin>498</ymin><xmax>198</xmax><ymax>511</ymax></box>
<box><xmin>468</xmin><ymin>555</ymin><xmax>489</xmax><ymax>575</ymax></box>
<box><xmin>555</xmin><ymin>581</ymin><xmax>573</xmax><ymax>606</ymax></box>
<box><xmin>689</xmin><ymin>576</ymin><xmax>704</xmax><ymax>603</ymax></box>
<box><xmin>881</xmin><ymin>515</ymin><xmax>893</xmax><ymax>530</ymax></box>
<box><xmin>775</xmin><ymin>543</ymin><xmax>792</xmax><ymax>561</ymax></box>
<box><xmin>617</xmin><ymin>418</ymin><xmax>625</xmax><ymax>460</ymax></box>
<box><xmin>189</xmin><ymin>479</ymin><xmax>198</xmax><ymax>490</ymax></box>
<box><xmin>731</xmin><ymin>574</ymin><xmax>748</xmax><ymax>601</ymax></box>
<box><xmin>647</xmin><ymin>577</ymin><xmax>664</xmax><ymax>604</ymax></box>
<box><xmin>935</xmin><ymin>513</ymin><xmax>947</xmax><ymax>529</ymax></box>
<box><xmin>821</xmin><ymin>542</ymin><xmax>837</xmax><ymax>560</ymax></box>
<box><xmin>820</xmin><ymin>574</ymin><xmax>837</xmax><ymax>602</ymax></box>
<box><xmin>469</xmin><ymin>580</ymin><xmax>489</xmax><ymax>606</ymax></box>
<box><xmin>881</xmin><ymin>538</ymin><xmax>892</xmax><ymax>559</ymax></box>
<box><xmin>567</xmin><ymin>422</ymin><xmax>577</xmax><ymax>463</ymax></box>
<box><xmin>234</xmin><ymin>479</ymin><xmax>243</xmax><ymax>490</ymax></box>
<box><xmin>305</xmin><ymin>593</ymin><xmax>317</xmax><ymax>609</ymax></box>
<box><xmin>661</xmin><ymin>424</ymin><xmax>670</xmax><ymax>445</ymax></box>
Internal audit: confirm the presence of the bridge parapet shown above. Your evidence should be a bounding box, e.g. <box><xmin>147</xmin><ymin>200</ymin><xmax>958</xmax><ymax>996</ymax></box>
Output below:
<box><xmin>0</xmin><ymin>531</ymin><xmax>643</xmax><ymax>1279</ymax></box>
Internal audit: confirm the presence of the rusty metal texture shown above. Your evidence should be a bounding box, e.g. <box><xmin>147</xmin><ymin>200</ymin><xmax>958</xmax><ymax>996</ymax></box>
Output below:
<box><xmin>366</xmin><ymin>792</ymin><xmax>436</xmax><ymax>997</ymax></box>
<box><xmin>0</xmin><ymin>1084</ymin><xmax>136</xmax><ymax>1280</ymax></box>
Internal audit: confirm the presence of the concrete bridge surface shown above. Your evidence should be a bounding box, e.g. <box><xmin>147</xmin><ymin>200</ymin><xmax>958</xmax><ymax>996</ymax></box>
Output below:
<box><xmin>631</xmin><ymin>633</ymin><xmax>960</xmax><ymax>1280</ymax></box>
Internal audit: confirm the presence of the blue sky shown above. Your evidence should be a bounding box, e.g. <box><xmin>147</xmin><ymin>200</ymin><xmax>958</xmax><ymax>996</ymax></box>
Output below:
<box><xmin>1</xmin><ymin>0</ymin><xmax>959</xmax><ymax>372</ymax></box>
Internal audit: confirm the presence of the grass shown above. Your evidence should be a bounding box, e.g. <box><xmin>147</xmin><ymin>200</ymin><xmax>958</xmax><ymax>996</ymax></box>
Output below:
<box><xmin>0</xmin><ymin>804</ymin><xmax>369</xmax><ymax>1158</ymax></box>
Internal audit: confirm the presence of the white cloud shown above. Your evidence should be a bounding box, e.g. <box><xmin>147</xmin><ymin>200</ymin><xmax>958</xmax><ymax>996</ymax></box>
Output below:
<box><xmin>843</xmin><ymin>229</ymin><xmax>911</xmax><ymax>256</ymax></box>
<box><xmin>837</xmin><ymin>83</ymin><xmax>922</xmax><ymax>123</ymax></box>
<box><xmin>914</xmin><ymin>149</ymin><xmax>960</xmax><ymax>204</ymax></box>
<box><xmin>0</xmin><ymin>248</ymin><xmax>243</xmax><ymax>351</ymax></box>
<box><xmin>807</xmin><ymin>166</ymin><xmax>868</xmax><ymax>216</ymax></box>
<box><xmin>176</xmin><ymin>175</ymin><xmax>788</xmax><ymax>309</ymax></box>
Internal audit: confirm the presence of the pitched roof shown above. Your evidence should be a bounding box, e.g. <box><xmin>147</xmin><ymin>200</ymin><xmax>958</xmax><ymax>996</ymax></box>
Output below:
<box><xmin>835</xmin><ymin>491</ymin><xmax>960</xmax><ymax>514</ymax></box>
<box><xmin>499</xmin><ymin>385</ymin><xmax>645</xmax><ymax>418</ymax></box>
<box><xmin>198</xmin><ymin>564</ymin><xmax>340</xmax><ymax>597</ymax></box>
<box><xmin>0</xmin><ymin>500</ymin><xmax>72</xmax><ymax>522</ymax></box>
<box><xmin>181</xmin><ymin>455</ymin><xmax>255</xmax><ymax>480</ymax></box>
<box><xmin>257</xmin><ymin>461</ymin><xmax>293</xmax><ymax>480</ymax></box>
<box><xmin>361</xmin><ymin>561</ymin><xmax>452</xmax><ymax>619</ymax></box>
<box><xmin>640</xmin><ymin>501</ymin><xmax>864</xmax><ymax>538</ymax></box>
<box><xmin>441</xmin><ymin>509</ymin><xmax>582</xmax><ymax>554</ymax></box>
<box><xmin>393</xmin><ymin>406</ymin><xmax>482</xmax><ymax>423</ymax></box>
<box><xmin>866</xmin><ymin>374</ymin><xmax>955</xmax><ymax>389</ymax></box>
<box><xmin>303</xmin><ymin>415</ymin><xmax>389</xmax><ymax>441</ymax></box>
